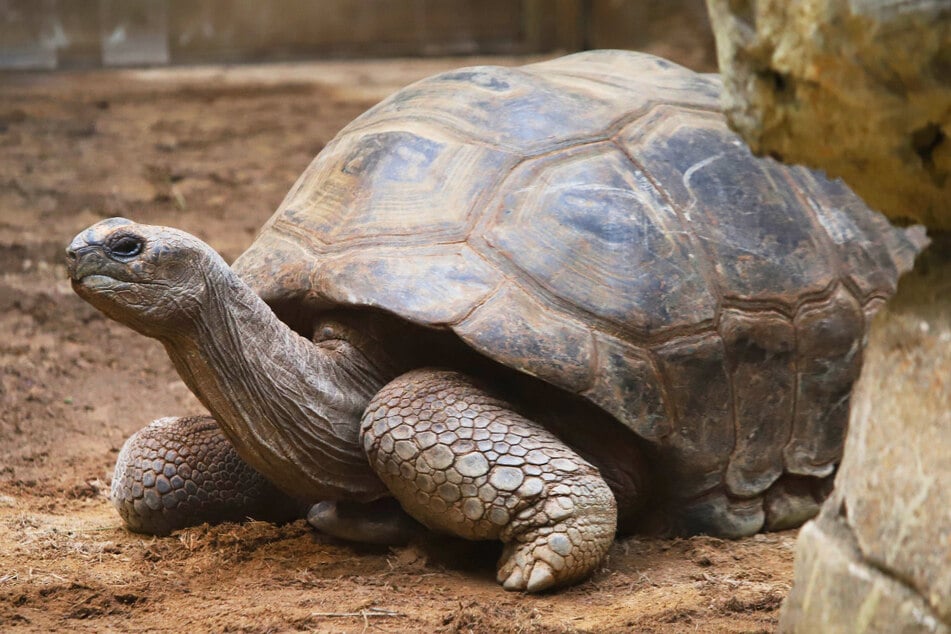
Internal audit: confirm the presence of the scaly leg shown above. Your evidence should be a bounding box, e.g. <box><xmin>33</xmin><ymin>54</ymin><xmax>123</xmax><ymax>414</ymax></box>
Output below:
<box><xmin>360</xmin><ymin>369</ymin><xmax>618</xmax><ymax>592</ymax></box>
<box><xmin>111</xmin><ymin>416</ymin><xmax>304</xmax><ymax>535</ymax></box>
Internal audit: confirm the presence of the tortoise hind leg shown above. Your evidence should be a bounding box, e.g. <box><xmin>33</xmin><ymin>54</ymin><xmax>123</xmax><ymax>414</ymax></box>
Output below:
<box><xmin>306</xmin><ymin>498</ymin><xmax>425</xmax><ymax>545</ymax></box>
<box><xmin>360</xmin><ymin>368</ymin><xmax>619</xmax><ymax>592</ymax></box>
<box><xmin>671</xmin><ymin>474</ymin><xmax>830</xmax><ymax>537</ymax></box>
<box><xmin>763</xmin><ymin>474</ymin><xmax>829</xmax><ymax>531</ymax></box>
<box><xmin>111</xmin><ymin>416</ymin><xmax>305</xmax><ymax>535</ymax></box>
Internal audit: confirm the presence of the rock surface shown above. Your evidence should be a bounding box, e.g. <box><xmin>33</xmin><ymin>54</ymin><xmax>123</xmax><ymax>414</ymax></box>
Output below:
<box><xmin>781</xmin><ymin>515</ymin><xmax>948</xmax><ymax>633</ymax></box>
<box><xmin>705</xmin><ymin>0</ymin><xmax>951</xmax><ymax>229</ymax></box>
<box><xmin>779</xmin><ymin>241</ymin><xmax>951</xmax><ymax>632</ymax></box>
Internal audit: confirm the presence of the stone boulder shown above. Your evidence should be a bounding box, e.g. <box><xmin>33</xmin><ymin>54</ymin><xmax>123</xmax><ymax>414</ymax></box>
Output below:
<box><xmin>705</xmin><ymin>0</ymin><xmax>951</xmax><ymax>230</ymax></box>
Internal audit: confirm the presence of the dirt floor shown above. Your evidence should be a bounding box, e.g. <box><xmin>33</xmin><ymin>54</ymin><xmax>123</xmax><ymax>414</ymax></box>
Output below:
<box><xmin>0</xmin><ymin>56</ymin><xmax>795</xmax><ymax>633</ymax></box>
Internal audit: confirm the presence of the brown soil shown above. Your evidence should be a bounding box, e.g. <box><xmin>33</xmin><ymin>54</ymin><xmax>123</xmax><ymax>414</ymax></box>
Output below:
<box><xmin>0</xmin><ymin>57</ymin><xmax>794</xmax><ymax>633</ymax></box>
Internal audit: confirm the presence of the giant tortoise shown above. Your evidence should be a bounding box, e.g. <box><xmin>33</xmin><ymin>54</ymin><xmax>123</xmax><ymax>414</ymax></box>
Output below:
<box><xmin>66</xmin><ymin>50</ymin><xmax>924</xmax><ymax>592</ymax></box>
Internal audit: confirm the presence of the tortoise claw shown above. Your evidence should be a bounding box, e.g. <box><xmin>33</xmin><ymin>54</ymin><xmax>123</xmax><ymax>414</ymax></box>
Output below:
<box><xmin>498</xmin><ymin>559</ymin><xmax>556</xmax><ymax>593</ymax></box>
<box><xmin>501</xmin><ymin>567</ymin><xmax>524</xmax><ymax>591</ymax></box>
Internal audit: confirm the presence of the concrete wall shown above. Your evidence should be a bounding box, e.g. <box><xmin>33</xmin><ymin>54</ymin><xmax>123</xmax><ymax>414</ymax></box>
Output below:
<box><xmin>0</xmin><ymin>0</ymin><xmax>715</xmax><ymax>70</ymax></box>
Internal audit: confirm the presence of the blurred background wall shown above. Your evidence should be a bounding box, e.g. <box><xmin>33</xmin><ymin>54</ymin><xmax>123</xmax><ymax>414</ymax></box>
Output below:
<box><xmin>0</xmin><ymin>0</ymin><xmax>716</xmax><ymax>71</ymax></box>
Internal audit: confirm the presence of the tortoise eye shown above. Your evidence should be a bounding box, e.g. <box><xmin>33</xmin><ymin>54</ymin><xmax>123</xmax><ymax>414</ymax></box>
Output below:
<box><xmin>109</xmin><ymin>235</ymin><xmax>144</xmax><ymax>259</ymax></box>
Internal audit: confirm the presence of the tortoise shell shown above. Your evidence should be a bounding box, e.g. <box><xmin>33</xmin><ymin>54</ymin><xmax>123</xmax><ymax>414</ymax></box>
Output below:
<box><xmin>233</xmin><ymin>51</ymin><xmax>921</xmax><ymax>524</ymax></box>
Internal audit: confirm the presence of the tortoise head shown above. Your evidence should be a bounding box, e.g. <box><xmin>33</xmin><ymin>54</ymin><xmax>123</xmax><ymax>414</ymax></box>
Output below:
<box><xmin>67</xmin><ymin>218</ymin><xmax>227</xmax><ymax>336</ymax></box>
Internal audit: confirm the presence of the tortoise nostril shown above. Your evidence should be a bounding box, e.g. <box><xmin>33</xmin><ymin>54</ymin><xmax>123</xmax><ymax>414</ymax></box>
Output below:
<box><xmin>66</xmin><ymin>248</ymin><xmax>77</xmax><ymax>261</ymax></box>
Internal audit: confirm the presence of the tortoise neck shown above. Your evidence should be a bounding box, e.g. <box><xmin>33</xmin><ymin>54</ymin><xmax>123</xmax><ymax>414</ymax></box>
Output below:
<box><xmin>160</xmin><ymin>264</ymin><xmax>388</xmax><ymax>502</ymax></box>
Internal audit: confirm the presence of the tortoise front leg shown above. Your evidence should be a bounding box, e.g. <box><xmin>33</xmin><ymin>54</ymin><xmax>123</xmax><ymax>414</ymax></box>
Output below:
<box><xmin>111</xmin><ymin>416</ymin><xmax>305</xmax><ymax>535</ymax></box>
<box><xmin>360</xmin><ymin>369</ymin><xmax>618</xmax><ymax>592</ymax></box>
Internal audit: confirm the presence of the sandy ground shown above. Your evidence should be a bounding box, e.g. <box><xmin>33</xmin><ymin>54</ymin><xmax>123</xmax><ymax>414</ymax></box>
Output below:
<box><xmin>0</xmin><ymin>56</ymin><xmax>794</xmax><ymax>633</ymax></box>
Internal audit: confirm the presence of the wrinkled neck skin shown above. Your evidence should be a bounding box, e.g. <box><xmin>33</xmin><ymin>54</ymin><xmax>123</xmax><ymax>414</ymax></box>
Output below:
<box><xmin>159</xmin><ymin>265</ymin><xmax>391</xmax><ymax>503</ymax></box>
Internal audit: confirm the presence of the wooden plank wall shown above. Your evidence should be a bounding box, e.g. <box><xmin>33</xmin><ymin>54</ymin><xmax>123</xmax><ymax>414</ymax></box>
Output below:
<box><xmin>0</xmin><ymin>0</ymin><xmax>715</xmax><ymax>70</ymax></box>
